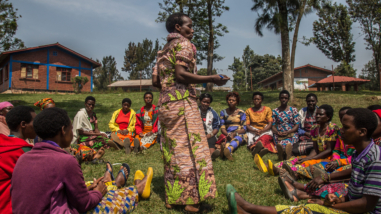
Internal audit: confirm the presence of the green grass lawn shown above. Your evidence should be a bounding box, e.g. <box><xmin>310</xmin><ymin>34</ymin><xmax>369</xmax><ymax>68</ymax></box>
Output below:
<box><xmin>2</xmin><ymin>90</ymin><xmax>381</xmax><ymax>213</ymax></box>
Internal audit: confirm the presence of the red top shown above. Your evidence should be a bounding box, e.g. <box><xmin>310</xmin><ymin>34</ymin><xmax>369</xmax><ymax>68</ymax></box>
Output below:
<box><xmin>116</xmin><ymin>110</ymin><xmax>130</xmax><ymax>130</ymax></box>
<box><xmin>0</xmin><ymin>134</ymin><xmax>33</xmax><ymax>214</ymax></box>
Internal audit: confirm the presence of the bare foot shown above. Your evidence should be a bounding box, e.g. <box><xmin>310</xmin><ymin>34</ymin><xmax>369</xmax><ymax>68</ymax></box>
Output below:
<box><xmin>103</xmin><ymin>162</ymin><xmax>113</xmax><ymax>183</ymax></box>
<box><xmin>115</xmin><ymin>166</ymin><xmax>129</xmax><ymax>188</ymax></box>
<box><xmin>284</xmin><ymin>180</ymin><xmax>298</xmax><ymax>202</ymax></box>
<box><xmin>93</xmin><ymin>147</ymin><xmax>105</xmax><ymax>159</ymax></box>
<box><xmin>310</xmin><ymin>165</ymin><xmax>315</xmax><ymax>175</ymax></box>
<box><xmin>185</xmin><ymin>205</ymin><xmax>200</xmax><ymax>212</ymax></box>
<box><xmin>165</xmin><ymin>203</ymin><xmax>173</xmax><ymax>209</ymax></box>
<box><xmin>273</xmin><ymin>166</ymin><xmax>281</xmax><ymax>176</ymax></box>
<box><xmin>235</xmin><ymin>193</ymin><xmax>250</xmax><ymax>214</ymax></box>
<box><xmin>135</xmin><ymin>176</ymin><xmax>148</xmax><ymax>195</ymax></box>
<box><xmin>307</xmin><ymin>199</ymin><xmax>324</xmax><ymax>205</ymax></box>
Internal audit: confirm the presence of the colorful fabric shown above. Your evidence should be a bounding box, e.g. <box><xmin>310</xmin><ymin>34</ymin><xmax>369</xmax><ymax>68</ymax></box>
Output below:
<box><xmin>71</xmin><ymin>144</ymin><xmax>97</xmax><ymax>161</ymax></box>
<box><xmin>248</xmin><ymin>134</ymin><xmax>277</xmax><ymax>153</ymax></box>
<box><xmin>272</xmin><ymin>107</ymin><xmax>300</xmax><ymax>147</ymax></box>
<box><xmin>85</xmin><ymin>184</ymin><xmax>138</xmax><ymax>214</ymax></box>
<box><xmin>293</xmin><ymin>141</ymin><xmax>314</xmax><ymax>156</ymax></box>
<box><xmin>199</xmin><ymin>106</ymin><xmax>220</xmax><ymax>135</ymax></box>
<box><xmin>310</xmin><ymin>122</ymin><xmax>339</xmax><ymax>152</ymax></box>
<box><xmin>0</xmin><ymin>115</ymin><xmax>10</xmax><ymax>136</ymax></box>
<box><xmin>72</xmin><ymin>108</ymin><xmax>95</xmax><ymax>144</ymax></box>
<box><xmin>0</xmin><ymin>101</ymin><xmax>13</xmax><ymax>110</ymax></box>
<box><xmin>78</xmin><ymin>114</ymin><xmax>108</xmax><ymax>149</ymax></box>
<box><xmin>331</xmin><ymin>130</ymin><xmax>355</xmax><ymax>166</ymax></box>
<box><xmin>152</xmin><ymin>33</ymin><xmax>198</xmax><ymax>106</ymax></box>
<box><xmin>109</xmin><ymin>108</ymin><xmax>136</xmax><ymax>134</ymax></box>
<box><xmin>245</xmin><ymin>106</ymin><xmax>272</xmax><ymax>130</ymax></box>
<box><xmin>116</xmin><ymin>110</ymin><xmax>131</xmax><ymax>130</ymax></box>
<box><xmin>348</xmin><ymin>141</ymin><xmax>381</xmax><ymax>214</ymax></box>
<box><xmin>34</xmin><ymin>98</ymin><xmax>54</xmax><ymax>110</ymax></box>
<box><xmin>135</xmin><ymin>112</ymin><xmax>157</xmax><ymax>149</ymax></box>
<box><xmin>306</xmin><ymin>183</ymin><xmax>348</xmax><ymax>199</ymax></box>
<box><xmin>159</xmin><ymin>97</ymin><xmax>217</xmax><ymax>205</ymax></box>
<box><xmin>136</xmin><ymin>105</ymin><xmax>159</xmax><ymax>135</ymax></box>
<box><xmin>298</xmin><ymin>106</ymin><xmax>318</xmax><ymax>137</ymax></box>
<box><xmin>275</xmin><ymin>203</ymin><xmax>348</xmax><ymax>214</ymax></box>
<box><xmin>373</xmin><ymin>136</ymin><xmax>381</xmax><ymax>146</ymax></box>
<box><xmin>220</xmin><ymin>109</ymin><xmax>247</xmax><ymax>154</ymax></box>
<box><xmin>297</xmin><ymin>161</ymin><xmax>351</xmax><ymax>179</ymax></box>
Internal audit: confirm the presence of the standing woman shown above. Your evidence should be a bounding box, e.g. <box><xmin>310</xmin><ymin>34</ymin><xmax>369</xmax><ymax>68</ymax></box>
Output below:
<box><xmin>218</xmin><ymin>92</ymin><xmax>247</xmax><ymax>161</ymax></box>
<box><xmin>272</xmin><ymin>90</ymin><xmax>300</xmax><ymax>161</ymax></box>
<box><xmin>199</xmin><ymin>93</ymin><xmax>221</xmax><ymax>160</ymax></box>
<box><xmin>152</xmin><ymin>13</ymin><xmax>229</xmax><ymax>212</ymax></box>
<box><xmin>135</xmin><ymin>92</ymin><xmax>159</xmax><ymax>150</ymax></box>
<box><xmin>246</xmin><ymin>92</ymin><xmax>275</xmax><ymax>158</ymax></box>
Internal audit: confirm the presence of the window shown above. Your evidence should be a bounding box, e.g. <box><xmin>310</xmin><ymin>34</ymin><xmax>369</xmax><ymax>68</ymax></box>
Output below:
<box><xmin>56</xmin><ymin>67</ymin><xmax>72</xmax><ymax>81</ymax></box>
<box><xmin>21</xmin><ymin>63</ymin><xmax>38</xmax><ymax>79</ymax></box>
<box><xmin>53</xmin><ymin>51</ymin><xmax>58</xmax><ymax>56</ymax></box>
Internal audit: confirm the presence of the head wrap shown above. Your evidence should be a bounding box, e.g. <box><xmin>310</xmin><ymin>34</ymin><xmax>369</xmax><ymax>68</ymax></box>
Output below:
<box><xmin>0</xmin><ymin>101</ymin><xmax>13</xmax><ymax>111</ymax></box>
<box><xmin>373</xmin><ymin>110</ymin><xmax>381</xmax><ymax>120</ymax></box>
<box><xmin>34</xmin><ymin>98</ymin><xmax>55</xmax><ymax>110</ymax></box>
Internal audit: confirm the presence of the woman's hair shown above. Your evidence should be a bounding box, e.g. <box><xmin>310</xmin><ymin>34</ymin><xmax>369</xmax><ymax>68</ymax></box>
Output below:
<box><xmin>33</xmin><ymin>108</ymin><xmax>71</xmax><ymax>139</ymax></box>
<box><xmin>85</xmin><ymin>96</ymin><xmax>96</xmax><ymax>103</ymax></box>
<box><xmin>319</xmin><ymin>104</ymin><xmax>334</xmax><ymax>121</ymax></box>
<box><xmin>346</xmin><ymin>108</ymin><xmax>378</xmax><ymax>139</ymax></box>
<box><xmin>122</xmin><ymin>98</ymin><xmax>132</xmax><ymax>105</ymax></box>
<box><xmin>279</xmin><ymin>90</ymin><xmax>290</xmax><ymax>99</ymax></box>
<box><xmin>305</xmin><ymin>93</ymin><xmax>318</xmax><ymax>101</ymax></box>
<box><xmin>226</xmin><ymin>92</ymin><xmax>241</xmax><ymax>105</ymax></box>
<box><xmin>367</xmin><ymin>105</ymin><xmax>381</xmax><ymax>111</ymax></box>
<box><xmin>144</xmin><ymin>92</ymin><xmax>153</xmax><ymax>99</ymax></box>
<box><xmin>6</xmin><ymin>106</ymin><xmax>35</xmax><ymax>131</ymax></box>
<box><xmin>252</xmin><ymin>92</ymin><xmax>264</xmax><ymax>101</ymax></box>
<box><xmin>339</xmin><ymin>106</ymin><xmax>352</xmax><ymax>112</ymax></box>
<box><xmin>166</xmin><ymin>13</ymin><xmax>190</xmax><ymax>33</ymax></box>
<box><xmin>199</xmin><ymin>93</ymin><xmax>213</xmax><ymax>103</ymax></box>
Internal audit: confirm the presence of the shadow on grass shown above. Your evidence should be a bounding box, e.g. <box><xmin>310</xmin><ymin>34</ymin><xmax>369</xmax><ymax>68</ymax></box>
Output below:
<box><xmin>152</xmin><ymin>175</ymin><xmax>166</xmax><ymax>202</ymax></box>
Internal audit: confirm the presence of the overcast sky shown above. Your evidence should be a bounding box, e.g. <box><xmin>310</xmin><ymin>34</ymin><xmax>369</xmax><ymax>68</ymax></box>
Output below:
<box><xmin>13</xmin><ymin>0</ymin><xmax>373</xmax><ymax>86</ymax></box>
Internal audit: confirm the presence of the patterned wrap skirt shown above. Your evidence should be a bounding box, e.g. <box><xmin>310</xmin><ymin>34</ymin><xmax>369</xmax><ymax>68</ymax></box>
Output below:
<box><xmin>276</xmin><ymin>204</ymin><xmax>349</xmax><ymax>214</ymax></box>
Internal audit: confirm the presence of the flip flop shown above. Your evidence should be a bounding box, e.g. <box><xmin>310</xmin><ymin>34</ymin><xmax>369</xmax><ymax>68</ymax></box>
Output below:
<box><xmin>105</xmin><ymin>162</ymin><xmax>115</xmax><ymax>181</ymax></box>
<box><xmin>117</xmin><ymin>163</ymin><xmax>130</xmax><ymax>187</ymax></box>
<box><xmin>278</xmin><ymin>176</ymin><xmax>299</xmax><ymax>202</ymax></box>
<box><xmin>124</xmin><ymin>138</ymin><xmax>131</xmax><ymax>154</ymax></box>
<box><xmin>276</xmin><ymin>144</ymin><xmax>284</xmax><ymax>161</ymax></box>
<box><xmin>280</xmin><ymin>170</ymin><xmax>296</xmax><ymax>185</ymax></box>
<box><xmin>133</xmin><ymin>170</ymin><xmax>145</xmax><ymax>185</ymax></box>
<box><xmin>141</xmin><ymin>167</ymin><xmax>153</xmax><ymax>199</ymax></box>
<box><xmin>282</xmin><ymin>163</ymin><xmax>297</xmax><ymax>181</ymax></box>
<box><xmin>254</xmin><ymin>154</ymin><xmax>268</xmax><ymax>173</ymax></box>
<box><xmin>133</xmin><ymin>138</ymin><xmax>140</xmax><ymax>154</ymax></box>
<box><xmin>267</xmin><ymin>159</ymin><xmax>274</xmax><ymax>176</ymax></box>
<box><xmin>251</xmin><ymin>142</ymin><xmax>263</xmax><ymax>157</ymax></box>
<box><xmin>226</xmin><ymin>184</ymin><xmax>238</xmax><ymax>214</ymax></box>
<box><xmin>91</xmin><ymin>158</ymin><xmax>105</xmax><ymax>165</ymax></box>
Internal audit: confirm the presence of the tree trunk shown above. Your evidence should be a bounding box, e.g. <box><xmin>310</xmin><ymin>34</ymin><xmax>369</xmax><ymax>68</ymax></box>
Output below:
<box><xmin>291</xmin><ymin>0</ymin><xmax>307</xmax><ymax>93</ymax></box>
<box><xmin>206</xmin><ymin>0</ymin><xmax>214</xmax><ymax>92</ymax></box>
<box><xmin>278</xmin><ymin>0</ymin><xmax>293</xmax><ymax>100</ymax></box>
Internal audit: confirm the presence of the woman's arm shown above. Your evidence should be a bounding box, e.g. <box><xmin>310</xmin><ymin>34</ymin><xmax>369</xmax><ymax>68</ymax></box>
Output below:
<box><xmin>285</xmin><ymin>124</ymin><xmax>299</xmax><ymax>135</ymax></box>
<box><xmin>152</xmin><ymin>74</ymin><xmax>161</xmax><ymax>89</ymax></box>
<box><xmin>261</xmin><ymin>121</ymin><xmax>272</xmax><ymax>133</ymax></box>
<box><xmin>271</xmin><ymin>125</ymin><xmax>279</xmax><ymax>135</ymax></box>
<box><xmin>307</xmin><ymin>140</ymin><xmax>335</xmax><ymax>160</ymax></box>
<box><xmin>221</xmin><ymin>128</ymin><xmax>228</xmax><ymax>136</ymax></box>
<box><xmin>174</xmin><ymin>64</ymin><xmax>229</xmax><ymax>85</ymax></box>
<box><xmin>332</xmin><ymin>195</ymin><xmax>380</xmax><ymax>213</ymax></box>
<box><xmin>77</xmin><ymin>129</ymin><xmax>103</xmax><ymax>136</ymax></box>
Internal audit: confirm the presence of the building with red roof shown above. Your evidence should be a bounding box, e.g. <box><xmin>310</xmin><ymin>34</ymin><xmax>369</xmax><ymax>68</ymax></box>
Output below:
<box><xmin>308</xmin><ymin>75</ymin><xmax>370</xmax><ymax>91</ymax></box>
<box><xmin>258</xmin><ymin>64</ymin><xmax>334</xmax><ymax>91</ymax></box>
<box><xmin>0</xmin><ymin>43</ymin><xmax>101</xmax><ymax>93</ymax></box>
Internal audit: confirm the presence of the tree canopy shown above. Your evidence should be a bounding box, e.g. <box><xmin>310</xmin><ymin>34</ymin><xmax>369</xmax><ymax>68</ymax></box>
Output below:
<box><xmin>93</xmin><ymin>56</ymin><xmax>124</xmax><ymax>91</ymax></box>
<box><xmin>0</xmin><ymin>0</ymin><xmax>24</xmax><ymax>53</ymax></box>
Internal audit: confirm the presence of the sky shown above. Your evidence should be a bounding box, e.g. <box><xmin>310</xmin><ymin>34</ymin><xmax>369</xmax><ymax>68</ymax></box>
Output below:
<box><xmin>12</xmin><ymin>0</ymin><xmax>373</xmax><ymax>87</ymax></box>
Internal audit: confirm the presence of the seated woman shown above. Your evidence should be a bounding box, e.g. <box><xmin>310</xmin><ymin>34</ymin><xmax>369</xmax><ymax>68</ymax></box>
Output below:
<box><xmin>218</xmin><ymin>92</ymin><xmax>247</xmax><ymax>161</ymax></box>
<box><xmin>226</xmin><ymin>108</ymin><xmax>381</xmax><ymax>214</ymax></box>
<box><xmin>134</xmin><ymin>92</ymin><xmax>159</xmax><ymax>151</ymax></box>
<box><xmin>271</xmin><ymin>90</ymin><xmax>300</xmax><ymax>161</ymax></box>
<box><xmin>198</xmin><ymin>93</ymin><xmax>221</xmax><ymax>160</ymax></box>
<box><xmin>293</xmin><ymin>93</ymin><xmax>318</xmax><ymax>157</ymax></box>
<box><xmin>11</xmin><ymin>108</ymin><xmax>153</xmax><ymax>213</ymax></box>
<box><xmin>245</xmin><ymin>92</ymin><xmax>275</xmax><ymax>158</ymax></box>
<box><xmin>34</xmin><ymin>98</ymin><xmax>55</xmax><ymax>110</ymax></box>
<box><xmin>0</xmin><ymin>101</ymin><xmax>13</xmax><ymax>135</ymax></box>
<box><xmin>368</xmin><ymin>105</ymin><xmax>381</xmax><ymax>145</ymax></box>
<box><xmin>72</xmin><ymin>96</ymin><xmax>118</xmax><ymax>150</ymax></box>
<box><xmin>110</xmin><ymin>98</ymin><xmax>137</xmax><ymax>154</ymax></box>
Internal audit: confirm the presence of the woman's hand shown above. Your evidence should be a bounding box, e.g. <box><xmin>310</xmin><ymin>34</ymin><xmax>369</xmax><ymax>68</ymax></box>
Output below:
<box><xmin>211</xmin><ymin>74</ymin><xmax>230</xmax><ymax>86</ymax></box>
<box><xmin>295</xmin><ymin>158</ymin><xmax>308</xmax><ymax>165</ymax></box>
<box><xmin>100</xmin><ymin>133</ymin><xmax>108</xmax><ymax>138</ymax></box>
<box><xmin>94</xmin><ymin>180</ymin><xmax>107</xmax><ymax>196</ymax></box>
<box><xmin>118</xmin><ymin>130</ymin><xmax>129</xmax><ymax>135</ymax></box>
<box><xmin>146</xmin><ymin>132</ymin><xmax>153</xmax><ymax>137</ymax></box>
<box><xmin>307</xmin><ymin>176</ymin><xmax>325</xmax><ymax>191</ymax></box>
<box><xmin>254</xmin><ymin>129</ymin><xmax>262</xmax><ymax>136</ymax></box>
<box><xmin>139</xmin><ymin>133</ymin><xmax>144</xmax><ymax>138</ymax></box>
<box><xmin>324</xmin><ymin>194</ymin><xmax>343</xmax><ymax>207</ymax></box>
<box><xmin>87</xmin><ymin>177</ymin><xmax>104</xmax><ymax>191</ymax></box>
<box><xmin>325</xmin><ymin>161</ymin><xmax>338</xmax><ymax>172</ymax></box>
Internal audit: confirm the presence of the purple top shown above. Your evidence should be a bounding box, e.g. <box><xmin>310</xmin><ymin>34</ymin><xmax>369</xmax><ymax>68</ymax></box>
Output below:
<box><xmin>11</xmin><ymin>142</ymin><xmax>102</xmax><ymax>214</ymax></box>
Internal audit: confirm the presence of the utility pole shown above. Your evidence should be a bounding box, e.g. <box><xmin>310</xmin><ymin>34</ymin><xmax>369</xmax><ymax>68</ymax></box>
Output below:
<box><xmin>332</xmin><ymin>65</ymin><xmax>335</xmax><ymax>91</ymax></box>
<box><xmin>242</xmin><ymin>54</ymin><xmax>247</xmax><ymax>91</ymax></box>
<box><xmin>250</xmin><ymin>66</ymin><xmax>253</xmax><ymax>91</ymax></box>
<box><xmin>140</xmin><ymin>70</ymin><xmax>142</xmax><ymax>92</ymax></box>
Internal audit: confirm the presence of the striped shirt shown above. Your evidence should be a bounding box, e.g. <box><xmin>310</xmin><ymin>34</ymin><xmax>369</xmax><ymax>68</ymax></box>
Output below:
<box><xmin>348</xmin><ymin>141</ymin><xmax>381</xmax><ymax>214</ymax></box>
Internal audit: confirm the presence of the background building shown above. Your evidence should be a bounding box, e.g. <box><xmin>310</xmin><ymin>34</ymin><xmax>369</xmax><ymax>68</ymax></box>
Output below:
<box><xmin>107</xmin><ymin>79</ymin><xmax>158</xmax><ymax>92</ymax></box>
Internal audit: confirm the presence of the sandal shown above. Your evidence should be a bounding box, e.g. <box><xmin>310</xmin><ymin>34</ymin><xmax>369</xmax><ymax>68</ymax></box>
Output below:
<box><xmin>91</xmin><ymin>158</ymin><xmax>105</xmax><ymax>165</ymax></box>
<box><xmin>282</xmin><ymin>163</ymin><xmax>297</xmax><ymax>181</ymax></box>
<box><xmin>133</xmin><ymin>138</ymin><xmax>140</xmax><ymax>154</ymax></box>
<box><xmin>105</xmin><ymin>162</ymin><xmax>115</xmax><ymax>181</ymax></box>
<box><xmin>251</xmin><ymin>142</ymin><xmax>263</xmax><ymax>157</ymax></box>
<box><xmin>134</xmin><ymin>170</ymin><xmax>145</xmax><ymax>185</ymax></box>
<box><xmin>254</xmin><ymin>154</ymin><xmax>268</xmax><ymax>173</ymax></box>
<box><xmin>226</xmin><ymin>184</ymin><xmax>238</xmax><ymax>214</ymax></box>
<box><xmin>124</xmin><ymin>138</ymin><xmax>131</xmax><ymax>154</ymax></box>
<box><xmin>267</xmin><ymin>159</ymin><xmax>274</xmax><ymax>176</ymax></box>
<box><xmin>117</xmin><ymin>163</ymin><xmax>130</xmax><ymax>187</ymax></box>
<box><xmin>280</xmin><ymin>170</ymin><xmax>296</xmax><ymax>185</ymax></box>
<box><xmin>141</xmin><ymin>167</ymin><xmax>153</xmax><ymax>199</ymax></box>
<box><xmin>276</xmin><ymin>144</ymin><xmax>284</xmax><ymax>161</ymax></box>
<box><xmin>278</xmin><ymin>176</ymin><xmax>299</xmax><ymax>202</ymax></box>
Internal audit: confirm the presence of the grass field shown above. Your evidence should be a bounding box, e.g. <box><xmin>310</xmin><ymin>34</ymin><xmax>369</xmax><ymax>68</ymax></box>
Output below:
<box><xmin>2</xmin><ymin>90</ymin><xmax>381</xmax><ymax>213</ymax></box>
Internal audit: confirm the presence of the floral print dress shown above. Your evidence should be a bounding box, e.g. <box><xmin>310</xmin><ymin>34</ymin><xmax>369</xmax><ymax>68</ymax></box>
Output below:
<box><xmin>272</xmin><ymin>107</ymin><xmax>300</xmax><ymax>147</ymax></box>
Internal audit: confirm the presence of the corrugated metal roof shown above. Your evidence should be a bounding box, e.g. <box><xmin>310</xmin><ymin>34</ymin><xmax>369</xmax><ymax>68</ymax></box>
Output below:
<box><xmin>108</xmin><ymin>79</ymin><xmax>152</xmax><ymax>87</ymax></box>
<box><xmin>316</xmin><ymin>76</ymin><xmax>370</xmax><ymax>84</ymax></box>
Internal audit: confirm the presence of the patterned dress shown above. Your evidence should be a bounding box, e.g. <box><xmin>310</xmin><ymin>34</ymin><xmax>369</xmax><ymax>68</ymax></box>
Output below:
<box><xmin>153</xmin><ymin>33</ymin><xmax>216</xmax><ymax>205</ymax></box>
<box><xmin>272</xmin><ymin>107</ymin><xmax>300</xmax><ymax>147</ymax></box>
<box><xmin>219</xmin><ymin>109</ymin><xmax>247</xmax><ymax>154</ymax></box>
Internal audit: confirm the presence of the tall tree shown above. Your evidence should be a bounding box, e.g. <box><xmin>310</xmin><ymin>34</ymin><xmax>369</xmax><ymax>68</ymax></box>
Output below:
<box><xmin>347</xmin><ymin>0</ymin><xmax>381</xmax><ymax>90</ymax></box>
<box><xmin>93</xmin><ymin>56</ymin><xmax>124</xmax><ymax>91</ymax></box>
<box><xmin>122</xmin><ymin>39</ymin><xmax>161</xmax><ymax>80</ymax></box>
<box><xmin>252</xmin><ymin>0</ymin><xmax>301</xmax><ymax>100</ymax></box>
<box><xmin>359</xmin><ymin>59</ymin><xmax>379</xmax><ymax>90</ymax></box>
<box><xmin>156</xmin><ymin>0</ymin><xmax>229</xmax><ymax>92</ymax></box>
<box><xmin>0</xmin><ymin>0</ymin><xmax>24</xmax><ymax>53</ymax></box>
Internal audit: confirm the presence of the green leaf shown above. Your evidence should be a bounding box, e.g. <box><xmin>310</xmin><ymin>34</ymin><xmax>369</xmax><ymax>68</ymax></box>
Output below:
<box><xmin>168</xmin><ymin>94</ymin><xmax>177</xmax><ymax>101</ymax></box>
<box><xmin>183</xmin><ymin>90</ymin><xmax>189</xmax><ymax>99</ymax></box>
<box><xmin>166</xmin><ymin>179</ymin><xmax>185</xmax><ymax>204</ymax></box>
<box><xmin>175</xmin><ymin>90</ymin><xmax>182</xmax><ymax>100</ymax></box>
<box><xmin>198</xmin><ymin>171</ymin><xmax>212</xmax><ymax>201</ymax></box>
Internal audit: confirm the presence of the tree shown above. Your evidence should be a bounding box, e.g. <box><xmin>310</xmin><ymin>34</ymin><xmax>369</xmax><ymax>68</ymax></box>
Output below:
<box><xmin>93</xmin><ymin>56</ymin><xmax>124</xmax><ymax>91</ymax></box>
<box><xmin>252</xmin><ymin>0</ymin><xmax>301</xmax><ymax>99</ymax></box>
<box><xmin>0</xmin><ymin>0</ymin><xmax>24</xmax><ymax>53</ymax></box>
<box><xmin>71</xmin><ymin>76</ymin><xmax>88</xmax><ymax>93</ymax></box>
<box><xmin>156</xmin><ymin>0</ymin><xmax>229</xmax><ymax>92</ymax></box>
<box><xmin>359</xmin><ymin>59</ymin><xmax>379</xmax><ymax>90</ymax></box>
<box><xmin>347</xmin><ymin>0</ymin><xmax>381</xmax><ymax>90</ymax></box>
<box><xmin>122</xmin><ymin>39</ymin><xmax>161</xmax><ymax>80</ymax></box>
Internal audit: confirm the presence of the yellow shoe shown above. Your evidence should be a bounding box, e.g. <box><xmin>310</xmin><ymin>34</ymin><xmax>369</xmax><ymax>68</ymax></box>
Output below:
<box><xmin>254</xmin><ymin>154</ymin><xmax>268</xmax><ymax>173</ymax></box>
<box><xmin>141</xmin><ymin>167</ymin><xmax>153</xmax><ymax>199</ymax></box>
<box><xmin>134</xmin><ymin>170</ymin><xmax>145</xmax><ymax>185</ymax></box>
<box><xmin>268</xmin><ymin>159</ymin><xmax>274</xmax><ymax>176</ymax></box>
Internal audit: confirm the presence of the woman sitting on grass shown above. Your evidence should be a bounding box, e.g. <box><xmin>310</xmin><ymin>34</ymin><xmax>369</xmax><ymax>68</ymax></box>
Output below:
<box><xmin>368</xmin><ymin>105</ymin><xmax>381</xmax><ymax>145</ymax></box>
<box><xmin>72</xmin><ymin>96</ymin><xmax>118</xmax><ymax>150</ymax></box>
<box><xmin>218</xmin><ymin>92</ymin><xmax>247</xmax><ymax>161</ymax></box>
<box><xmin>11</xmin><ymin>108</ymin><xmax>153</xmax><ymax>213</ymax></box>
<box><xmin>0</xmin><ymin>101</ymin><xmax>13</xmax><ymax>135</ymax></box>
<box><xmin>271</xmin><ymin>90</ymin><xmax>300</xmax><ymax>161</ymax></box>
<box><xmin>110</xmin><ymin>98</ymin><xmax>137</xmax><ymax>154</ymax></box>
<box><xmin>246</xmin><ymin>92</ymin><xmax>275</xmax><ymax>158</ymax></box>
<box><xmin>134</xmin><ymin>92</ymin><xmax>159</xmax><ymax>151</ymax></box>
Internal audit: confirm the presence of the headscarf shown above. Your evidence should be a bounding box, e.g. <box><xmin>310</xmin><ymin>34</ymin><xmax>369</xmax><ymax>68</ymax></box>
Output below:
<box><xmin>34</xmin><ymin>98</ymin><xmax>55</xmax><ymax>110</ymax></box>
<box><xmin>373</xmin><ymin>110</ymin><xmax>381</xmax><ymax>120</ymax></box>
<box><xmin>0</xmin><ymin>101</ymin><xmax>13</xmax><ymax>111</ymax></box>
